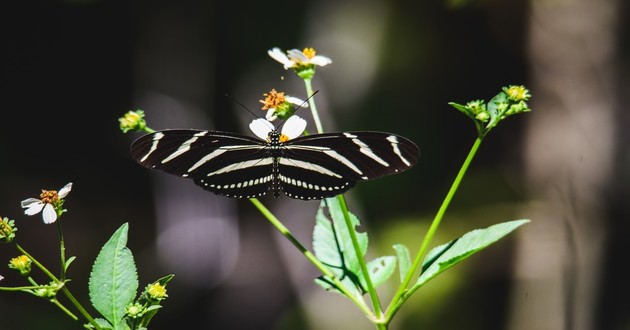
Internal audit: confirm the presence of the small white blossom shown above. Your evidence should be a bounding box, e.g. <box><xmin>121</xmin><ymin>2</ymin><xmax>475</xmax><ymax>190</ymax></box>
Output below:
<box><xmin>21</xmin><ymin>182</ymin><xmax>72</xmax><ymax>224</ymax></box>
<box><xmin>268</xmin><ymin>47</ymin><xmax>332</xmax><ymax>70</ymax></box>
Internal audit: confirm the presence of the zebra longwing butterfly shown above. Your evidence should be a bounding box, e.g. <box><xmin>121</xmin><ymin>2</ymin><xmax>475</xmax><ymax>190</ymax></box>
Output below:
<box><xmin>131</xmin><ymin>116</ymin><xmax>420</xmax><ymax>200</ymax></box>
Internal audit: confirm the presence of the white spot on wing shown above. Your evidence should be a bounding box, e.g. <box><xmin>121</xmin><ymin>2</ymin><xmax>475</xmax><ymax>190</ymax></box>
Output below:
<box><xmin>279</xmin><ymin>158</ymin><xmax>342</xmax><ymax>178</ymax></box>
<box><xmin>207</xmin><ymin>158</ymin><xmax>273</xmax><ymax>176</ymax></box>
<box><xmin>387</xmin><ymin>135</ymin><xmax>411</xmax><ymax>166</ymax></box>
<box><xmin>161</xmin><ymin>131</ymin><xmax>208</xmax><ymax>164</ymax></box>
<box><xmin>140</xmin><ymin>132</ymin><xmax>164</xmax><ymax>162</ymax></box>
<box><xmin>348</xmin><ymin>135</ymin><xmax>389</xmax><ymax>167</ymax></box>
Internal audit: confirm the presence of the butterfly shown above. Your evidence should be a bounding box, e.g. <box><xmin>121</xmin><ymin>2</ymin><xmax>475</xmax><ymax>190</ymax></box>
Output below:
<box><xmin>131</xmin><ymin>116</ymin><xmax>419</xmax><ymax>200</ymax></box>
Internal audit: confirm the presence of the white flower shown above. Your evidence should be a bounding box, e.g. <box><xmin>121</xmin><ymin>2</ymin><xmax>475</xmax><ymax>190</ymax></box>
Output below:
<box><xmin>21</xmin><ymin>182</ymin><xmax>73</xmax><ymax>224</ymax></box>
<box><xmin>268</xmin><ymin>47</ymin><xmax>332</xmax><ymax>70</ymax></box>
<box><xmin>249</xmin><ymin>116</ymin><xmax>307</xmax><ymax>141</ymax></box>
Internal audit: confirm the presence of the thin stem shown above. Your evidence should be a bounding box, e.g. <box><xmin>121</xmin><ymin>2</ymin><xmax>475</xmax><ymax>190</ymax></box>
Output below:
<box><xmin>13</xmin><ymin>243</ymin><xmax>102</xmax><ymax>330</ymax></box>
<box><xmin>14</xmin><ymin>243</ymin><xmax>58</xmax><ymax>282</ymax></box>
<box><xmin>50</xmin><ymin>298</ymin><xmax>79</xmax><ymax>321</ymax></box>
<box><xmin>384</xmin><ymin>136</ymin><xmax>483</xmax><ymax>322</ymax></box>
<box><xmin>249</xmin><ymin>198</ymin><xmax>373</xmax><ymax>318</ymax></box>
<box><xmin>336</xmin><ymin>195</ymin><xmax>383</xmax><ymax>318</ymax></box>
<box><xmin>56</xmin><ymin>220</ymin><xmax>66</xmax><ymax>280</ymax></box>
<box><xmin>303</xmin><ymin>78</ymin><xmax>324</xmax><ymax>134</ymax></box>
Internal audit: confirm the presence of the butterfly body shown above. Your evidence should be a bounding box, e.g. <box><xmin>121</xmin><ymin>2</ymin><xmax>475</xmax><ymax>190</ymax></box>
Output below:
<box><xmin>131</xmin><ymin>119</ymin><xmax>420</xmax><ymax>200</ymax></box>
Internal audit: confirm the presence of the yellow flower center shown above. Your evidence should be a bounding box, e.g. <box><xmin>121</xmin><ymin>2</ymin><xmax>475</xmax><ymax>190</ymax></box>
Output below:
<box><xmin>505</xmin><ymin>85</ymin><xmax>529</xmax><ymax>101</ymax></box>
<box><xmin>10</xmin><ymin>255</ymin><xmax>30</xmax><ymax>268</ymax></box>
<box><xmin>39</xmin><ymin>190</ymin><xmax>59</xmax><ymax>204</ymax></box>
<box><xmin>260</xmin><ymin>89</ymin><xmax>287</xmax><ymax>110</ymax></box>
<box><xmin>279</xmin><ymin>134</ymin><xmax>290</xmax><ymax>143</ymax></box>
<box><xmin>147</xmin><ymin>283</ymin><xmax>167</xmax><ymax>299</ymax></box>
<box><xmin>302</xmin><ymin>48</ymin><xmax>316</xmax><ymax>59</ymax></box>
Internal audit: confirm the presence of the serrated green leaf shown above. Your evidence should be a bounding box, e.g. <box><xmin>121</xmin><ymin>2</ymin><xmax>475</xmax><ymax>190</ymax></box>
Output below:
<box><xmin>89</xmin><ymin>223</ymin><xmax>139</xmax><ymax>328</ymax></box>
<box><xmin>421</xmin><ymin>240</ymin><xmax>456</xmax><ymax>274</ymax></box>
<box><xmin>361</xmin><ymin>256</ymin><xmax>396</xmax><ymax>289</ymax></box>
<box><xmin>414</xmin><ymin>219</ymin><xmax>529</xmax><ymax>289</ymax></box>
<box><xmin>393</xmin><ymin>244</ymin><xmax>411</xmax><ymax>283</ymax></box>
<box><xmin>312</xmin><ymin>198</ymin><xmax>369</xmax><ymax>295</ymax></box>
<box><xmin>88</xmin><ymin>318</ymin><xmax>113</xmax><ymax>329</ymax></box>
<box><xmin>324</xmin><ymin>198</ymin><xmax>368</xmax><ymax>274</ymax></box>
<box><xmin>313</xmin><ymin>213</ymin><xmax>343</xmax><ymax>275</ymax></box>
<box><xmin>313</xmin><ymin>199</ymin><xmax>367</xmax><ymax>275</ymax></box>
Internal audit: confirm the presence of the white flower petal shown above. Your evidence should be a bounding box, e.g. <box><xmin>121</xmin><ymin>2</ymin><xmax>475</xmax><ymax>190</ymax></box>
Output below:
<box><xmin>310</xmin><ymin>55</ymin><xmax>332</xmax><ymax>66</ymax></box>
<box><xmin>287</xmin><ymin>49</ymin><xmax>309</xmax><ymax>63</ymax></box>
<box><xmin>285</xmin><ymin>96</ymin><xmax>308</xmax><ymax>107</ymax></box>
<box><xmin>42</xmin><ymin>204</ymin><xmax>58</xmax><ymax>224</ymax></box>
<box><xmin>58</xmin><ymin>182</ymin><xmax>73</xmax><ymax>198</ymax></box>
<box><xmin>281</xmin><ymin>116</ymin><xmax>307</xmax><ymax>140</ymax></box>
<box><xmin>249</xmin><ymin>118</ymin><xmax>274</xmax><ymax>140</ymax></box>
<box><xmin>23</xmin><ymin>200</ymin><xmax>45</xmax><ymax>216</ymax></box>
<box><xmin>268</xmin><ymin>48</ymin><xmax>294</xmax><ymax>69</ymax></box>
<box><xmin>21</xmin><ymin>197</ymin><xmax>42</xmax><ymax>208</ymax></box>
<box><xmin>265</xmin><ymin>109</ymin><xmax>278</xmax><ymax>121</ymax></box>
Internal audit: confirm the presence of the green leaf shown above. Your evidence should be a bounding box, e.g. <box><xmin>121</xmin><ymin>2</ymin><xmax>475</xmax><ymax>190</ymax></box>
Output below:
<box><xmin>314</xmin><ymin>275</ymin><xmax>364</xmax><ymax>300</ymax></box>
<box><xmin>485</xmin><ymin>91</ymin><xmax>508</xmax><ymax>130</ymax></box>
<box><xmin>414</xmin><ymin>219</ymin><xmax>529</xmax><ymax>289</ymax></box>
<box><xmin>86</xmin><ymin>318</ymin><xmax>113</xmax><ymax>329</ymax></box>
<box><xmin>313</xmin><ymin>198</ymin><xmax>368</xmax><ymax>275</ymax></box>
<box><xmin>420</xmin><ymin>240</ymin><xmax>456</xmax><ymax>274</ymax></box>
<box><xmin>312</xmin><ymin>198</ymin><xmax>368</xmax><ymax>295</ymax></box>
<box><xmin>89</xmin><ymin>223</ymin><xmax>139</xmax><ymax>328</ymax></box>
<box><xmin>393</xmin><ymin>244</ymin><xmax>411</xmax><ymax>283</ymax></box>
<box><xmin>64</xmin><ymin>256</ymin><xmax>76</xmax><ymax>272</ymax></box>
<box><xmin>362</xmin><ymin>256</ymin><xmax>397</xmax><ymax>289</ymax></box>
<box><xmin>448</xmin><ymin>102</ymin><xmax>475</xmax><ymax>120</ymax></box>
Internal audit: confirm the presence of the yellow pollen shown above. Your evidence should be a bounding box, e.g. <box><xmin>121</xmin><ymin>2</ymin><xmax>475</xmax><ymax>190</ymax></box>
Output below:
<box><xmin>39</xmin><ymin>190</ymin><xmax>59</xmax><ymax>204</ymax></box>
<box><xmin>260</xmin><ymin>89</ymin><xmax>287</xmax><ymax>110</ymax></box>
<box><xmin>302</xmin><ymin>48</ymin><xmax>316</xmax><ymax>59</ymax></box>
<box><xmin>279</xmin><ymin>134</ymin><xmax>290</xmax><ymax>143</ymax></box>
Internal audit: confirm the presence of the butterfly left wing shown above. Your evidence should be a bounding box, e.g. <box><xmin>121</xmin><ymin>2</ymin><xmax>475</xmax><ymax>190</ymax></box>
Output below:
<box><xmin>130</xmin><ymin>129</ymin><xmax>274</xmax><ymax>199</ymax></box>
<box><xmin>279</xmin><ymin>132</ymin><xmax>420</xmax><ymax>200</ymax></box>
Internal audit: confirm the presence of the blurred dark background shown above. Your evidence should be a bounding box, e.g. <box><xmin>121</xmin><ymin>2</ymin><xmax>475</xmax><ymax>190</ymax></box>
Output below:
<box><xmin>1</xmin><ymin>0</ymin><xmax>628</xmax><ymax>329</ymax></box>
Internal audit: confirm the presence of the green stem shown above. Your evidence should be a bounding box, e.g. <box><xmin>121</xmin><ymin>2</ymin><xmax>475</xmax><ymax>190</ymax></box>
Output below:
<box><xmin>249</xmin><ymin>198</ymin><xmax>373</xmax><ymax>318</ymax></box>
<box><xmin>336</xmin><ymin>195</ymin><xmax>383</xmax><ymax>318</ymax></box>
<box><xmin>14</xmin><ymin>243</ymin><xmax>58</xmax><ymax>282</ymax></box>
<box><xmin>13</xmin><ymin>243</ymin><xmax>102</xmax><ymax>330</ymax></box>
<box><xmin>50</xmin><ymin>298</ymin><xmax>79</xmax><ymax>321</ymax></box>
<box><xmin>303</xmin><ymin>78</ymin><xmax>324</xmax><ymax>134</ymax></box>
<box><xmin>384</xmin><ymin>136</ymin><xmax>483</xmax><ymax>321</ymax></box>
<box><xmin>56</xmin><ymin>221</ymin><xmax>66</xmax><ymax>281</ymax></box>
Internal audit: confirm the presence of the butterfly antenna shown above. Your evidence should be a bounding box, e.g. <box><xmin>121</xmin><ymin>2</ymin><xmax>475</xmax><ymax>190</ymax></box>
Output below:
<box><xmin>224</xmin><ymin>93</ymin><xmax>261</xmax><ymax>120</ymax></box>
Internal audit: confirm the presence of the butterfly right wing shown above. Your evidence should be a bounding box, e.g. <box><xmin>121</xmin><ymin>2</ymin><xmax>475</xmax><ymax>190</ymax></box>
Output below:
<box><xmin>130</xmin><ymin>129</ymin><xmax>274</xmax><ymax>199</ymax></box>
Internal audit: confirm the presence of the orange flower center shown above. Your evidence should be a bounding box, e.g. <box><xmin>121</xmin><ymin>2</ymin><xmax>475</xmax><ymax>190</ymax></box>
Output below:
<box><xmin>39</xmin><ymin>190</ymin><xmax>59</xmax><ymax>204</ymax></box>
<box><xmin>260</xmin><ymin>89</ymin><xmax>287</xmax><ymax>110</ymax></box>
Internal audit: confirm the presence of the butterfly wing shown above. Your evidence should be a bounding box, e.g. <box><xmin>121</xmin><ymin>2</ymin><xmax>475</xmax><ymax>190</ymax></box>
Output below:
<box><xmin>130</xmin><ymin>129</ymin><xmax>273</xmax><ymax>199</ymax></box>
<box><xmin>279</xmin><ymin>132</ymin><xmax>420</xmax><ymax>199</ymax></box>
